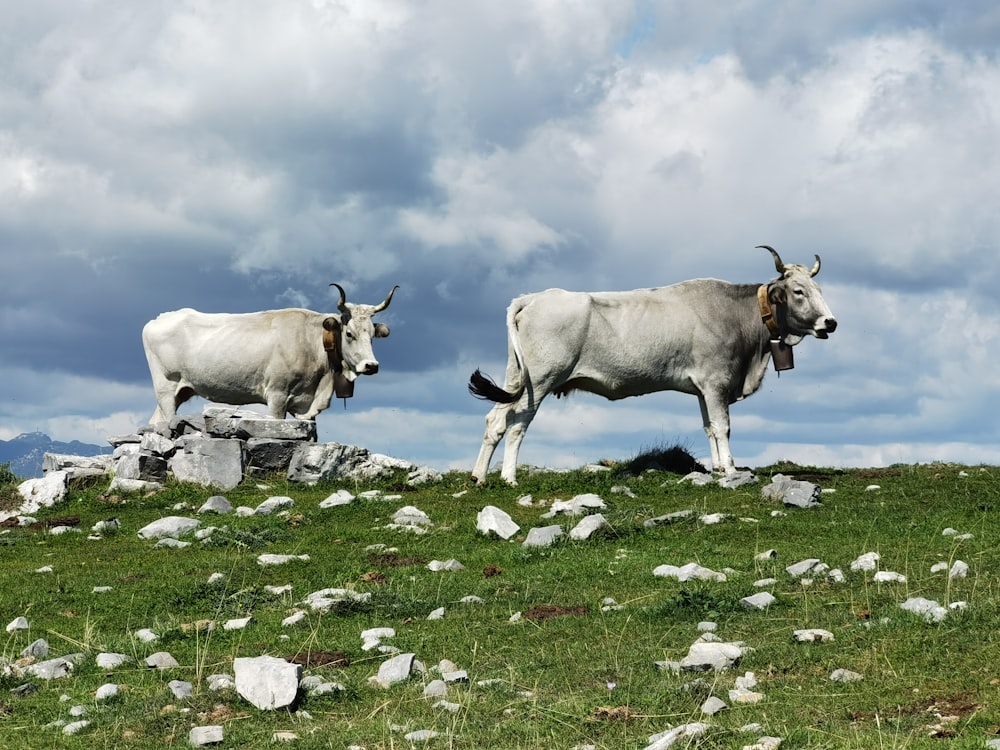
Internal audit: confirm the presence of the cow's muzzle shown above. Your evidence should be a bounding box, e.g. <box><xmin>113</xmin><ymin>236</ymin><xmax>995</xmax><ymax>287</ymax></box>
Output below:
<box><xmin>815</xmin><ymin>317</ymin><xmax>838</xmax><ymax>339</ymax></box>
<box><xmin>358</xmin><ymin>361</ymin><xmax>380</xmax><ymax>375</ymax></box>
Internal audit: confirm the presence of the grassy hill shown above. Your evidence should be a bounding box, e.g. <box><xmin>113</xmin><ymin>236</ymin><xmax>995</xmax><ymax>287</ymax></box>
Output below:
<box><xmin>0</xmin><ymin>460</ymin><xmax>998</xmax><ymax>748</ymax></box>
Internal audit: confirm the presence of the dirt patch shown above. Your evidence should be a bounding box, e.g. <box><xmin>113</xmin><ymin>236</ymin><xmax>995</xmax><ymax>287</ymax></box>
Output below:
<box><xmin>523</xmin><ymin>604</ymin><xmax>589</xmax><ymax>621</ymax></box>
<box><xmin>483</xmin><ymin>563</ymin><xmax>503</xmax><ymax>577</ymax></box>
<box><xmin>593</xmin><ymin>705</ymin><xmax>639</xmax><ymax>721</ymax></box>
<box><xmin>359</xmin><ymin>571</ymin><xmax>388</xmax><ymax>584</ymax></box>
<box><xmin>41</xmin><ymin>515</ymin><xmax>81</xmax><ymax>528</ymax></box>
<box><xmin>368</xmin><ymin>553</ymin><xmax>427</xmax><ymax>567</ymax></box>
<box><xmin>288</xmin><ymin>650</ymin><xmax>350</xmax><ymax>668</ymax></box>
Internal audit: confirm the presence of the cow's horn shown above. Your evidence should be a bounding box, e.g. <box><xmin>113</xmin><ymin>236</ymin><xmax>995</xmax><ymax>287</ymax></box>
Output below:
<box><xmin>372</xmin><ymin>285</ymin><xmax>399</xmax><ymax>313</ymax></box>
<box><xmin>329</xmin><ymin>283</ymin><xmax>348</xmax><ymax>311</ymax></box>
<box><xmin>757</xmin><ymin>245</ymin><xmax>785</xmax><ymax>274</ymax></box>
<box><xmin>810</xmin><ymin>255</ymin><xmax>821</xmax><ymax>277</ymax></box>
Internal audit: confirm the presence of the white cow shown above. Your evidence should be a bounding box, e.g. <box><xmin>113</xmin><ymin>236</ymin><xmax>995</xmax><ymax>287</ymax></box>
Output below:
<box><xmin>142</xmin><ymin>284</ymin><xmax>397</xmax><ymax>423</ymax></box>
<box><xmin>469</xmin><ymin>247</ymin><xmax>837</xmax><ymax>484</ymax></box>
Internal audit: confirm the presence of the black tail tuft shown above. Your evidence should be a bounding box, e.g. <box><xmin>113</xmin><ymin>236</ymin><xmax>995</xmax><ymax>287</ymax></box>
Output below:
<box><xmin>468</xmin><ymin>369</ymin><xmax>518</xmax><ymax>403</ymax></box>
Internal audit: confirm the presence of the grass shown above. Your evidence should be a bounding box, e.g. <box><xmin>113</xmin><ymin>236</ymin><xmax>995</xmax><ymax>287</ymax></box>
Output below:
<box><xmin>1</xmin><ymin>458</ymin><xmax>999</xmax><ymax>748</ymax></box>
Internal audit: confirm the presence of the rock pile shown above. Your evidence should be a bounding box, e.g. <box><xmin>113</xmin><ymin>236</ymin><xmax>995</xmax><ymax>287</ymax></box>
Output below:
<box><xmin>7</xmin><ymin>406</ymin><xmax>439</xmax><ymax>523</ymax></box>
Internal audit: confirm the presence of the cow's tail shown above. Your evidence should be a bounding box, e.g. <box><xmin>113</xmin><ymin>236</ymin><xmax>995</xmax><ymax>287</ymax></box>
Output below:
<box><xmin>468</xmin><ymin>296</ymin><xmax>530</xmax><ymax>404</ymax></box>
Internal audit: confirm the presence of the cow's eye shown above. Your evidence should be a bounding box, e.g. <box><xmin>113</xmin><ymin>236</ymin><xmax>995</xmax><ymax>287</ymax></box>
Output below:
<box><xmin>345</xmin><ymin>331</ymin><xmax>355</xmax><ymax>341</ymax></box>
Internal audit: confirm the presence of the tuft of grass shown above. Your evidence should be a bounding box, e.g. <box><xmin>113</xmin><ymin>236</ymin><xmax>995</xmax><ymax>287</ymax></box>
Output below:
<box><xmin>615</xmin><ymin>440</ymin><xmax>707</xmax><ymax>477</ymax></box>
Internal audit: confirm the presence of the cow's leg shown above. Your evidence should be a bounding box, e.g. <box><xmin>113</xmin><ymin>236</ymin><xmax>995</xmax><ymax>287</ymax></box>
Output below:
<box><xmin>697</xmin><ymin>392</ymin><xmax>735</xmax><ymax>474</ymax></box>
<box><xmin>265</xmin><ymin>392</ymin><xmax>289</xmax><ymax>419</ymax></box>
<box><xmin>472</xmin><ymin>403</ymin><xmax>510</xmax><ymax>483</ymax></box>
<box><xmin>499</xmin><ymin>399</ymin><xmax>542</xmax><ymax>485</ymax></box>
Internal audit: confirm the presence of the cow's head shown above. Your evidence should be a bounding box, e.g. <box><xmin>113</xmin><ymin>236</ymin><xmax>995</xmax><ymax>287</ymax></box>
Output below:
<box><xmin>323</xmin><ymin>284</ymin><xmax>397</xmax><ymax>382</ymax></box>
<box><xmin>759</xmin><ymin>245</ymin><xmax>837</xmax><ymax>346</ymax></box>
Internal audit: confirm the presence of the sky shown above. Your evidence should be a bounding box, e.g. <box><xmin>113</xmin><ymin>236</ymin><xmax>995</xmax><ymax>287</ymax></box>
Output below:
<box><xmin>2</xmin><ymin>1</ymin><xmax>1000</xmax><ymax>475</ymax></box>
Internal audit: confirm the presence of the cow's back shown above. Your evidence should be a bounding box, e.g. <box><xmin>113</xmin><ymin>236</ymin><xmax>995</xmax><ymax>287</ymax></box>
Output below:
<box><xmin>510</xmin><ymin>280</ymin><xmax>764</xmax><ymax>400</ymax></box>
<box><xmin>142</xmin><ymin>308</ymin><xmax>325</xmax><ymax>395</ymax></box>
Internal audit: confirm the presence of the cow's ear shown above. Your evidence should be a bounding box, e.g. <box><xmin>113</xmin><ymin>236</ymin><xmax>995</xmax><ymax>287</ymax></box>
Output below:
<box><xmin>374</xmin><ymin>323</ymin><xmax>390</xmax><ymax>338</ymax></box>
<box><xmin>769</xmin><ymin>286</ymin><xmax>787</xmax><ymax>305</ymax></box>
<box><xmin>322</xmin><ymin>316</ymin><xmax>342</xmax><ymax>332</ymax></box>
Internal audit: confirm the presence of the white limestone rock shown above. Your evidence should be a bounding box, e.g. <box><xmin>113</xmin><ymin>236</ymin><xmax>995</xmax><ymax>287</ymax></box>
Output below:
<box><xmin>234</xmin><ymin>656</ymin><xmax>302</xmax><ymax>710</ymax></box>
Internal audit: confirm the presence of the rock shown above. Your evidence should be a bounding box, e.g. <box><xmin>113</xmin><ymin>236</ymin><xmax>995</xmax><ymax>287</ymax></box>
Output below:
<box><xmin>137</xmin><ymin>516</ymin><xmax>200</xmax><ymax>540</ymax></box>
<box><xmin>389</xmin><ymin>506</ymin><xmax>433</xmax><ymax>532</ymax></box>
<box><xmin>761</xmin><ymin>473</ymin><xmax>820</xmax><ymax>507</ymax></box>
<box><xmin>254</xmin><ymin>496</ymin><xmax>295</xmax><ymax>515</ymax></box>
<box><xmin>207</xmin><ymin>674</ymin><xmax>235</xmax><ymax>691</ymax></box>
<box><xmin>407</xmin><ymin>466</ymin><xmax>442</xmax><ymax>485</ymax></box>
<box><xmin>135</xmin><ymin>628</ymin><xmax>159</xmax><ymax>643</ymax></box>
<box><xmin>740</xmin><ymin>592</ymin><xmax>776</xmax><ymax>610</ymax></box>
<box><xmin>701</xmin><ymin>696</ymin><xmax>728</xmax><ymax>715</ymax></box>
<box><xmin>302</xmin><ymin>588</ymin><xmax>371</xmax><ymax>610</ymax></box>
<box><xmin>6</xmin><ymin>471</ymin><xmax>69</xmax><ymax>523</ymax></box>
<box><xmin>679</xmin><ymin>471</ymin><xmax>715</xmax><ymax>486</ymax></box>
<box><xmin>21</xmin><ymin>638</ymin><xmax>49</xmax><ymax>659</ymax></box>
<box><xmin>950</xmin><ymin>560</ymin><xmax>969</xmax><ymax>579</ymax></box>
<box><xmin>643</xmin><ymin>722</ymin><xmax>711</xmax><ymax>749</ymax></box>
<box><xmin>730</xmin><ymin>687</ymin><xmax>766</xmax><ymax>704</ymax></box>
<box><xmin>427</xmin><ymin>559</ymin><xmax>465</xmax><ymax>572</ymax></box>
<box><xmin>427</xmin><ymin>607</ymin><xmax>445</xmax><ymax>620</ymax></box>
<box><xmin>168</xmin><ymin>680</ymin><xmax>193</xmax><ymax>698</ymax></box>
<box><xmin>423</xmin><ymin>679</ymin><xmax>448</xmax><ymax>697</ymax></box>
<box><xmin>900</xmin><ymin>597</ymin><xmax>948</xmax><ymax>623</ymax></box>
<box><xmin>62</xmin><ymin>720</ymin><xmax>90</xmax><ymax>735</ymax></box>
<box><xmin>477</xmin><ymin>505</ymin><xmax>520</xmax><ymax>539</ymax></box>
<box><xmin>287</xmin><ymin>442</ymin><xmax>412</xmax><ymax>483</ymax></box>
<box><xmin>523</xmin><ymin>525</ymin><xmax>563</xmax><ymax>547</ymax></box>
<box><xmin>785</xmin><ymin>559</ymin><xmax>824</xmax><ymax>578</ymax></box>
<box><xmin>680</xmin><ymin>641</ymin><xmax>746</xmax><ymax>672</ymax></box>
<box><xmin>653</xmin><ymin>562</ymin><xmax>726</xmax><ymax>582</ymax></box>
<box><xmin>542</xmin><ymin>493</ymin><xmax>605</xmax><ymax>517</ymax></box>
<box><xmin>718</xmin><ymin>470</ymin><xmax>757</xmax><ymax>489</ymax></box>
<box><xmin>569</xmin><ymin>513</ymin><xmax>608</xmax><ymax>540</ymax></box>
<box><xmin>198</xmin><ymin>496</ymin><xmax>232</xmax><ymax>514</ymax></box>
<box><xmin>257</xmin><ymin>553</ymin><xmax>310</xmax><ymax>566</ymax></box>
<box><xmin>850</xmin><ymin>552</ymin><xmax>880</xmax><ymax>571</ymax></box>
<box><xmin>873</xmin><ymin>571</ymin><xmax>906</xmax><ymax>583</ymax></box>
<box><xmin>189</xmin><ymin>725</ymin><xmax>225</xmax><ymax>746</ymax></box>
<box><xmin>223</xmin><ymin>617</ymin><xmax>252</xmax><ymax>631</ymax></box>
<box><xmin>319</xmin><ymin>489</ymin><xmax>355</xmax><ymax>508</ymax></box>
<box><xmin>234</xmin><ymin>656</ymin><xmax>302</xmax><ymax>710</ymax></box>
<box><xmin>231</xmin><ymin>417</ymin><xmax>316</xmax><ymax>442</ymax></box>
<box><xmin>6</xmin><ymin>616</ymin><xmax>29</xmax><ymax>633</ymax></box>
<box><xmin>830</xmin><ymin>668</ymin><xmax>863</xmax><ymax>682</ymax></box>
<box><xmin>26</xmin><ymin>656</ymin><xmax>77</xmax><ymax>680</ymax></box>
<box><xmin>792</xmin><ymin>629</ymin><xmax>834</xmax><ymax>643</ymax></box>
<box><xmin>370</xmin><ymin>653</ymin><xmax>416</xmax><ymax>688</ymax></box>
<box><xmin>170</xmin><ymin>437</ymin><xmax>247</xmax><ymax>490</ymax></box>
<box><xmin>95</xmin><ymin>683</ymin><xmax>120</xmax><ymax>701</ymax></box>
<box><xmin>145</xmin><ymin>652</ymin><xmax>180</xmax><ymax>669</ymax></box>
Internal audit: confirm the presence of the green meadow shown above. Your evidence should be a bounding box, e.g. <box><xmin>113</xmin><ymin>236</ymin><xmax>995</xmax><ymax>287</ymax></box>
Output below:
<box><xmin>1</xmin><ymin>459</ymin><xmax>999</xmax><ymax>749</ymax></box>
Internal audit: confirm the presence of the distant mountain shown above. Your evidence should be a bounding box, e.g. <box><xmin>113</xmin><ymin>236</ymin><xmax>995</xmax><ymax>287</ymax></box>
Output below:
<box><xmin>0</xmin><ymin>432</ymin><xmax>110</xmax><ymax>480</ymax></box>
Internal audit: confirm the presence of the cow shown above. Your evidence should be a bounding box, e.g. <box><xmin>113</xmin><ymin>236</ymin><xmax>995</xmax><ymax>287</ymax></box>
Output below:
<box><xmin>468</xmin><ymin>246</ymin><xmax>836</xmax><ymax>485</ymax></box>
<box><xmin>142</xmin><ymin>284</ymin><xmax>398</xmax><ymax>423</ymax></box>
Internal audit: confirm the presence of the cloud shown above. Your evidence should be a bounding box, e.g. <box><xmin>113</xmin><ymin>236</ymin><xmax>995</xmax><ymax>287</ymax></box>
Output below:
<box><xmin>2</xmin><ymin>3</ymin><xmax>999</xmax><ymax>473</ymax></box>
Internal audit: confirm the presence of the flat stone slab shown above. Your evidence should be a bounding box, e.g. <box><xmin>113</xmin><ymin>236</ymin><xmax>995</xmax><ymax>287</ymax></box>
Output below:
<box><xmin>477</xmin><ymin>505</ymin><xmax>520</xmax><ymax>539</ymax></box>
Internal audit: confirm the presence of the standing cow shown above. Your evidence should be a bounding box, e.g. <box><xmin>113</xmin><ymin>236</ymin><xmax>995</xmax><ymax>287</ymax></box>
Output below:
<box><xmin>142</xmin><ymin>284</ymin><xmax>397</xmax><ymax>423</ymax></box>
<box><xmin>469</xmin><ymin>246</ymin><xmax>836</xmax><ymax>485</ymax></box>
